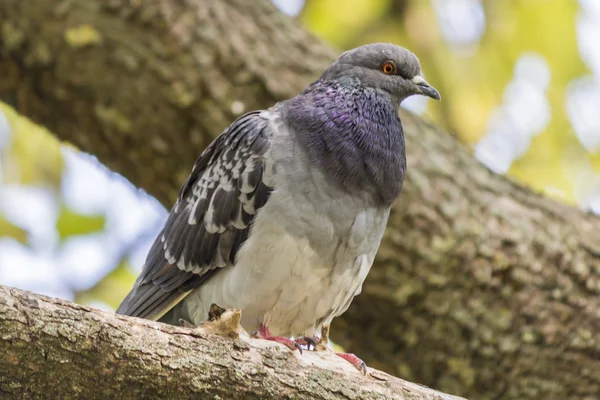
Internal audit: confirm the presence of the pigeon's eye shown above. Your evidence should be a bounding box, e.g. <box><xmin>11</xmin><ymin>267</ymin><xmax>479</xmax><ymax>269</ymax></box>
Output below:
<box><xmin>381</xmin><ymin>61</ymin><xmax>396</xmax><ymax>75</ymax></box>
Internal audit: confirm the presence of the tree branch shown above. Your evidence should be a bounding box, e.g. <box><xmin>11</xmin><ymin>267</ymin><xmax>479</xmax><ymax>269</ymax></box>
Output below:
<box><xmin>0</xmin><ymin>285</ymin><xmax>462</xmax><ymax>400</ymax></box>
<box><xmin>2</xmin><ymin>0</ymin><xmax>600</xmax><ymax>398</ymax></box>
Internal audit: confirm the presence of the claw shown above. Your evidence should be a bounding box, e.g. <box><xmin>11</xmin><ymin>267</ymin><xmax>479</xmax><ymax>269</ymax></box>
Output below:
<box><xmin>295</xmin><ymin>336</ymin><xmax>319</xmax><ymax>350</ymax></box>
<box><xmin>359</xmin><ymin>360</ymin><xmax>368</xmax><ymax>375</ymax></box>
<box><xmin>336</xmin><ymin>352</ymin><xmax>368</xmax><ymax>375</ymax></box>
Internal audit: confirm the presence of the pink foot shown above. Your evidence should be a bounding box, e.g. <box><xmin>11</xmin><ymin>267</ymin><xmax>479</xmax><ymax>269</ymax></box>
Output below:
<box><xmin>252</xmin><ymin>325</ymin><xmax>303</xmax><ymax>354</ymax></box>
<box><xmin>336</xmin><ymin>352</ymin><xmax>367</xmax><ymax>375</ymax></box>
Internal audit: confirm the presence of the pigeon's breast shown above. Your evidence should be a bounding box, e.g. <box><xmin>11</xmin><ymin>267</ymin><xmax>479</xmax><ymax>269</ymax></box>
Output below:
<box><xmin>284</xmin><ymin>83</ymin><xmax>407</xmax><ymax>207</ymax></box>
<box><xmin>228</xmin><ymin>187</ymin><xmax>389</xmax><ymax>337</ymax></box>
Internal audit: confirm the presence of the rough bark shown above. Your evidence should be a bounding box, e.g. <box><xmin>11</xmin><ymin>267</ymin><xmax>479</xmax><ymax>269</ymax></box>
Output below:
<box><xmin>1</xmin><ymin>1</ymin><xmax>600</xmax><ymax>399</ymax></box>
<box><xmin>0</xmin><ymin>285</ymin><xmax>462</xmax><ymax>400</ymax></box>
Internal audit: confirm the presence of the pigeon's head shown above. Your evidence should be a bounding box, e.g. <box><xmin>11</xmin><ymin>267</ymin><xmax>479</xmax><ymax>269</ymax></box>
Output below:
<box><xmin>320</xmin><ymin>43</ymin><xmax>441</xmax><ymax>104</ymax></box>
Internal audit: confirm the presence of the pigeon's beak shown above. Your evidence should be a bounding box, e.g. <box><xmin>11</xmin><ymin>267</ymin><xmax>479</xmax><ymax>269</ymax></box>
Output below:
<box><xmin>412</xmin><ymin>75</ymin><xmax>441</xmax><ymax>101</ymax></box>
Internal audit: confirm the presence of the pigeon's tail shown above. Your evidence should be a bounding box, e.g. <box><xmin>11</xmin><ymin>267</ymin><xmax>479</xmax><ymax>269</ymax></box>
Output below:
<box><xmin>116</xmin><ymin>276</ymin><xmax>191</xmax><ymax>322</ymax></box>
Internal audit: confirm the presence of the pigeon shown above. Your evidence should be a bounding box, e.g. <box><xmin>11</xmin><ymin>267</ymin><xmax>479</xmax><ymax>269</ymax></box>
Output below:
<box><xmin>117</xmin><ymin>43</ymin><xmax>440</xmax><ymax>373</ymax></box>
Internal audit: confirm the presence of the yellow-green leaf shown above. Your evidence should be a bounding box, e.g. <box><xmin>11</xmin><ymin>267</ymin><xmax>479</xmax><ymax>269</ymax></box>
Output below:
<box><xmin>0</xmin><ymin>216</ymin><xmax>28</xmax><ymax>244</ymax></box>
<box><xmin>56</xmin><ymin>206</ymin><xmax>106</xmax><ymax>241</ymax></box>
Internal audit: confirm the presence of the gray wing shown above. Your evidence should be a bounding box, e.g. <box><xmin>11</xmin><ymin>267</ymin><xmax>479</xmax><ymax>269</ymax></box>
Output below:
<box><xmin>116</xmin><ymin>110</ymin><xmax>277</xmax><ymax>320</ymax></box>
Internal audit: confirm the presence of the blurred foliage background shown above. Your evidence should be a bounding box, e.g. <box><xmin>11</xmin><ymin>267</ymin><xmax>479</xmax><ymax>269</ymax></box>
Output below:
<box><xmin>1</xmin><ymin>0</ymin><xmax>600</xmax><ymax>310</ymax></box>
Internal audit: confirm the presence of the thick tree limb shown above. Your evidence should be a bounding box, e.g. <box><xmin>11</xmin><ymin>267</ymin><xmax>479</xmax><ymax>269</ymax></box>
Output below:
<box><xmin>2</xmin><ymin>1</ymin><xmax>600</xmax><ymax>399</ymax></box>
<box><xmin>0</xmin><ymin>285</ymin><xmax>462</xmax><ymax>400</ymax></box>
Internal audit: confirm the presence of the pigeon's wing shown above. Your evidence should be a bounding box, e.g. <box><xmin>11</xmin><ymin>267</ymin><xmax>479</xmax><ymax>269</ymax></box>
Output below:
<box><xmin>116</xmin><ymin>110</ymin><xmax>278</xmax><ymax>320</ymax></box>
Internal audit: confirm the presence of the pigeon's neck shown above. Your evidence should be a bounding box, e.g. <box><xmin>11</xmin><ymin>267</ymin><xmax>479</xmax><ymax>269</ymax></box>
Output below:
<box><xmin>283</xmin><ymin>80</ymin><xmax>406</xmax><ymax>207</ymax></box>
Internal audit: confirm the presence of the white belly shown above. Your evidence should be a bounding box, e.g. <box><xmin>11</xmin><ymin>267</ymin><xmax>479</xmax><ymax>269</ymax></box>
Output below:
<box><xmin>180</xmin><ymin>191</ymin><xmax>389</xmax><ymax>337</ymax></box>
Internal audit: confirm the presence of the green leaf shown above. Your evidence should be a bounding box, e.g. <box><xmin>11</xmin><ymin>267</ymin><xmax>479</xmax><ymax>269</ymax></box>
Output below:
<box><xmin>56</xmin><ymin>206</ymin><xmax>106</xmax><ymax>241</ymax></box>
<box><xmin>0</xmin><ymin>216</ymin><xmax>28</xmax><ymax>244</ymax></box>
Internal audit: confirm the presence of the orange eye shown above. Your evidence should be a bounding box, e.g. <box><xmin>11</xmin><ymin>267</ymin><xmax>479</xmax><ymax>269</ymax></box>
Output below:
<box><xmin>381</xmin><ymin>62</ymin><xmax>395</xmax><ymax>75</ymax></box>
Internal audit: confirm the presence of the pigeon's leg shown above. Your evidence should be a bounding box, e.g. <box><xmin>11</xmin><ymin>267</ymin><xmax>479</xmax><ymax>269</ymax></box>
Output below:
<box><xmin>318</xmin><ymin>325</ymin><xmax>367</xmax><ymax>374</ymax></box>
<box><xmin>252</xmin><ymin>325</ymin><xmax>303</xmax><ymax>353</ymax></box>
<box><xmin>335</xmin><ymin>352</ymin><xmax>368</xmax><ymax>375</ymax></box>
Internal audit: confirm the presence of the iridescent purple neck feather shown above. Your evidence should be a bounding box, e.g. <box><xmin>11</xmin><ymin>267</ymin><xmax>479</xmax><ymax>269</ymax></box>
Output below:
<box><xmin>282</xmin><ymin>79</ymin><xmax>406</xmax><ymax>207</ymax></box>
